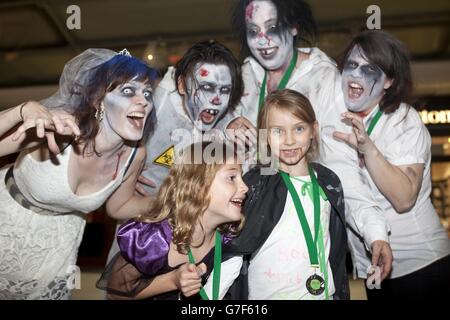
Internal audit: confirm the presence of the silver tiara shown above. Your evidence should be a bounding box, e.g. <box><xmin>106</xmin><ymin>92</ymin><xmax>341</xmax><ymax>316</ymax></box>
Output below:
<box><xmin>117</xmin><ymin>48</ymin><xmax>132</xmax><ymax>57</ymax></box>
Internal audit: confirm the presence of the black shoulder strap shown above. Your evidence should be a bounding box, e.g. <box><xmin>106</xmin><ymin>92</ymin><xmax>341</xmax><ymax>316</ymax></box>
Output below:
<box><xmin>60</xmin><ymin>137</ymin><xmax>75</xmax><ymax>153</ymax></box>
<box><xmin>124</xmin><ymin>147</ymin><xmax>138</xmax><ymax>176</ymax></box>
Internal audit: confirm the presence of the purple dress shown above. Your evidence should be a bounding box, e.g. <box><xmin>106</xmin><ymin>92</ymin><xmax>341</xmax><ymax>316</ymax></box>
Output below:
<box><xmin>97</xmin><ymin>219</ymin><xmax>231</xmax><ymax>300</ymax></box>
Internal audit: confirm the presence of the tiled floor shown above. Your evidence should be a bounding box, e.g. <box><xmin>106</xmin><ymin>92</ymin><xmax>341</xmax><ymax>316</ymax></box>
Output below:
<box><xmin>70</xmin><ymin>269</ymin><xmax>367</xmax><ymax>300</ymax></box>
<box><xmin>70</xmin><ymin>269</ymin><xmax>105</xmax><ymax>300</ymax></box>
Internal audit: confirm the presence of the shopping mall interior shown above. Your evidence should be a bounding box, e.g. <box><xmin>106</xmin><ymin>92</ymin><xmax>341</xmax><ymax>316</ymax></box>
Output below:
<box><xmin>0</xmin><ymin>0</ymin><xmax>449</xmax><ymax>300</ymax></box>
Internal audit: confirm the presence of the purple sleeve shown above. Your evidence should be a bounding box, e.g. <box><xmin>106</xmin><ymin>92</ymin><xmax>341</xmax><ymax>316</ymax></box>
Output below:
<box><xmin>117</xmin><ymin>219</ymin><xmax>173</xmax><ymax>276</ymax></box>
<box><xmin>222</xmin><ymin>233</ymin><xmax>234</xmax><ymax>245</ymax></box>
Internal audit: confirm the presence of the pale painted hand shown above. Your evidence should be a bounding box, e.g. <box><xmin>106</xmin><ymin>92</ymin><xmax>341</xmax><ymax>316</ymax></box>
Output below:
<box><xmin>371</xmin><ymin>240</ymin><xmax>393</xmax><ymax>281</ymax></box>
<box><xmin>12</xmin><ymin>101</ymin><xmax>80</xmax><ymax>154</ymax></box>
<box><xmin>226</xmin><ymin>116</ymin><xmax>257</xmax><ymax>148</ymax></box>
<box><xmin>333</xmin><ymin>112</ymin><xmax>376</xmax><ymax>155</ymax></box>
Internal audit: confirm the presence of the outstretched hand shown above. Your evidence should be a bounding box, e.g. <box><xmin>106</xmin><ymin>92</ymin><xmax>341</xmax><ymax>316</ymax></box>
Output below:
<box><xmin>333</xmin><ymin>112</ymin><xmax>375</xmax><ymax>155</ymax></box>
<box><xmin>12</xmin><ymin>101</ymin><xmax>80</xmax><ymax>154</ymax></box>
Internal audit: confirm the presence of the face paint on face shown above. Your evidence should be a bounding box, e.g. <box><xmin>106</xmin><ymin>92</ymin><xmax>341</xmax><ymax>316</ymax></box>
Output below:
<box><xmin>103</xmin><ymin>79</ymin><xmax>153</xmax><ymax>141</ymax></box>
<box><xmin>341</xmin><ymin>46</ymin><xmax>388</xmax><ymax>113</ymax></box>
<box><xmin>184</xmin><ymin>63</ymin><xmax>232</xmax><ymax>130</ymax></box>
<box><xmin>245</xmin><ymin>0</ymin><xmax>296</xmax><ymax>71</ymax></box>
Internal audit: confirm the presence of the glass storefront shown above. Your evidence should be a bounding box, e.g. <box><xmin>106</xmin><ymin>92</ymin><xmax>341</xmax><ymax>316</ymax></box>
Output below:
<box><xmin>417</xmin><ymin>96</ymin><xmax>450</xmax><ymax>236</ymax></box>
<box><xmin>431</xmin><ymin>136</ymin><xmax>450</xmax><ymax>235</ymax></box>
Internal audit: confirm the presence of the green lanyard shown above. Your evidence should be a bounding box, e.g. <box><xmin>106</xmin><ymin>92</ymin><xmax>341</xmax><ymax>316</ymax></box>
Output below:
<box><xmin>280</xmin><ymin>166</ymin><xmax>329</xmax><ymax>299</ymax></box>
<box><xmin>258</xmin><ymin>49</ymin><xmax>298</xmax><ymax>111</ymax></box>
<box><xmin>366</xmin><ymin>109</ymin><xmax>383</xmax><ymax>136</ymax></box>
<box><xmin>289</xmin><ymin>175</ymin><xmax>328</xmax><ymax>202</ymax></box>
<box><xmin>281</xmin><ymin>167</ymin><xmax>320</xmax><ymax>266</ymax></box>
<box><xmin>187</xmin><ymin>230</ymin><xmax>221</xmax><ymax>300</ymax></box>
<box><xmin>317</xmin><ymin>222</ymin><xmax>329</xmax><ymax>299</ymax></box>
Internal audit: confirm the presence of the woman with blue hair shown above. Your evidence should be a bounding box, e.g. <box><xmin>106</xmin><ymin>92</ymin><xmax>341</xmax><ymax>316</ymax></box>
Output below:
<box><xmin>0</xmin><ymin>48</ymin><xmax>157</xmax><ymax>299</ymax></box>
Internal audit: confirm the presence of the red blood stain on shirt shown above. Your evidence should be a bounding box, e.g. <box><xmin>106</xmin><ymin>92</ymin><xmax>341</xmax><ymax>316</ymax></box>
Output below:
<box><xmin>199</xmin><ymin>68</ymin><xmax>209</xmax><ymax>77</ymax></box>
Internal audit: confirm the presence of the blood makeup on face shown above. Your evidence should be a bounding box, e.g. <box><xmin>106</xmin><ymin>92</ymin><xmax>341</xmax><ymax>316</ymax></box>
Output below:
<box><xmin>199</xmin><ymin>68</ymin><xmax>209</xmax><ymax>77</ymax></box>
<box><xmin>341</xmin><ymin>46</ymin><xmax>387</xmax><ymax>113</ymax></box>
<box><xmin>184</xmin><ymin>63</ymin><xmax>232</xmax><ymax>130</ymax></box>
<box><xmin>245</xmin><ymin>0</ymin><xmax>295</xmax><ymax>71</ymax></box>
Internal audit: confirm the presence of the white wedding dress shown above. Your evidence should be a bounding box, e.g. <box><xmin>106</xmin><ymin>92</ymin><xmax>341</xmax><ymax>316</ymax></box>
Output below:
<box><xmin>0</xmin><ymin>144</ymin><xmax>135</xmax><ymax>299</ymax></box>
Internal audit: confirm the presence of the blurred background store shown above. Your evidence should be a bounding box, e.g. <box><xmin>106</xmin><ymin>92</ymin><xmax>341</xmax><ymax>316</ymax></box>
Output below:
<box><xmin>0</xmin><ymin>0</ymin><xmax>449</xmax><ymax>299</ymax></box>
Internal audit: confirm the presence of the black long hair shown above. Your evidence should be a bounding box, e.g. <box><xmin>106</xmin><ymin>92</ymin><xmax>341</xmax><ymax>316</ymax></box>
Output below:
<box><xmin>231</xmin><ymin>0</ymin><xmax>318</xmax><ymax>57</ymax></box>
<box><xmin>339</xmin><ymin>30</ymin><xmax>413</xmax><ymax>114</ymax></box>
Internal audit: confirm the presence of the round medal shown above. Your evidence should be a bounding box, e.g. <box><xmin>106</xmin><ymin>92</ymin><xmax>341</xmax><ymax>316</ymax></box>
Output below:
<box><xmin>306</xmin><ymin>274</ymin><xmax>325</xmax><ymax>295</ymax></box>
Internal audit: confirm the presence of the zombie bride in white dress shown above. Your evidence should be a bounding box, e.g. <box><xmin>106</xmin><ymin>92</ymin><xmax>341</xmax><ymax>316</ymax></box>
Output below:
<box><xmin>0</xmin><ymin>49</ymin><xmax>156</xmax><ymax>299</ymax></box>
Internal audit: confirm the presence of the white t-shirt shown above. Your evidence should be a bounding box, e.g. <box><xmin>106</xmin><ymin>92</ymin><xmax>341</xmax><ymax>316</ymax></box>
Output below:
<box><xmin>206</xmin><ymin>174</ymin><xmax>335</xmax><ymax>300</ymax></box>
<box><xmin>248</xmin><ymin>175</ymin><xmax>335</xmax><ymax>300</ymax></box>
<box><xmin>348</xmin><ymin>103</ymin><xmax>450</xmax><ymax>278</ymax></box>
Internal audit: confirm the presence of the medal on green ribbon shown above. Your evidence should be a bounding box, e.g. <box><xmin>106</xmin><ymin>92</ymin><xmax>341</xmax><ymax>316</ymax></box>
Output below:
<box><xmin>306</xmin><ymin>273</ymin><xmax>325</xmax><ymax>295</ymax></box>
<box><xmin>280</xmin><ymin>166</ymin><xmax>327</xmax><ymax>297</ymax></box>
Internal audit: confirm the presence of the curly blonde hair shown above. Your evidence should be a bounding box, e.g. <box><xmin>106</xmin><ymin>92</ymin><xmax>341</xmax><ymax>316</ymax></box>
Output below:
<box><xmin>138</xmin><ymin>141</ymin><xmax>245</xmax><ymax>254</ymax></box>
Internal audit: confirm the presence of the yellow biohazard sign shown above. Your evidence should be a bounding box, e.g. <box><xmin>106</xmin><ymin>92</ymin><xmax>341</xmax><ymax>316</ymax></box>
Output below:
<box><xmin>153</xmin><ymin>145</ymin><xmax>174</xmax><ymax>168</ymax></box>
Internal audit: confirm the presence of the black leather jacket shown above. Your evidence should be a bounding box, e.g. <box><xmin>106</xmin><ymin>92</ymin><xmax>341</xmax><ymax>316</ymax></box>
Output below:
<box><xmin>223</xmin><ymin>163</ymin><xmax>350</xmax><ymax>300</ymax></box>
